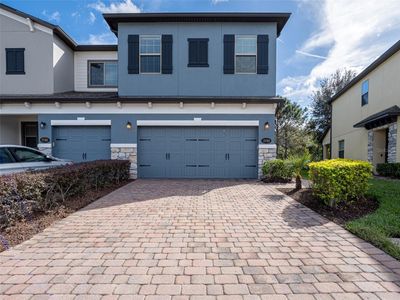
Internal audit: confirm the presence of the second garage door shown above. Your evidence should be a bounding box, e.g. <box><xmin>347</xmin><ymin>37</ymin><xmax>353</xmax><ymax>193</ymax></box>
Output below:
<box><xmin>138</xmin><ymin>126</ymin><xmax>258</xmax><ymax>179</ymax></box>
<box><xmin>52</xmin><ymin>126</ymin><xmax>111</xmax><ymax>162</ymax></box>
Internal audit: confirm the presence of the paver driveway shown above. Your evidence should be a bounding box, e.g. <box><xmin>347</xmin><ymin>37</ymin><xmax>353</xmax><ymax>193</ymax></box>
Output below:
<box><xmin>1</xmin><ymin>180</ymin><xmax>400</xmax><ymax>300</ymax></box>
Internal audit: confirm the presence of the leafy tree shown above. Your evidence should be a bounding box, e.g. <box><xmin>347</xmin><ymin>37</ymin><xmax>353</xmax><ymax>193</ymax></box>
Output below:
<box><xmin>275</xmin><ymin>98</ymin><xmax>308</xmax><ymax>159</ymax></box>
<box><xmin>308</xmin><ymin>69</ymin><xmax>356</xmax><ymax>141</ymax></box>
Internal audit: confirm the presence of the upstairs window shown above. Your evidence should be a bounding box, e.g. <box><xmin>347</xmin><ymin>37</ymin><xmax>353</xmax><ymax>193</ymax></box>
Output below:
<box><xmin>89</xmin><ymin>61</ymin><xmax>118</xmax><ymax>87</ymax></box>
<box><xmin>338</xmin><ymin>140</ymin><xmax>345</xmax><ymax>158</ymax></box>
<box><xmin>188</xmin><ymin>38</ymin><xmax>209</xmax><ymax>67</ymax></box>
<box><xmin>5</xmin><ymin>48</ymin><xmax>25</xmax><ymax>75</ymax></box>
<box><xmin>140</xmin><ymin>36</ymin><xmax>161</xmax><ymax>73</ymax></box>
<box><xmin>362</xmin><ymin>80</ymin><xmax>369</xmax><ymax>106</ymax></box>
<box><xmin>235</xmin><ymin>36</ymin><xmax>257</xmax><ymax>74</ymax></box>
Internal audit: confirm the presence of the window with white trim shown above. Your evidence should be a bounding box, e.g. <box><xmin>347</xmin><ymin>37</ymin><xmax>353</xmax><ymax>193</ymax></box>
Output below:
<box><xmin>338</xmin><ymin>140</ymin><xmax>345</xmax><ymax>158</ymax></box>
<box><xmin>140</xmin><ymin>36</ymin><xmax>161</xmax><ymax>73</ymax></box>
<box><xmin>235</xmin><ymin>35</ymin><xmax>257</xmax><ymax>74</ymax></box>
<box><xmin>88</xmin><ymin>61</ymin><xmax>117</xmax><ymax>87</ymax></box>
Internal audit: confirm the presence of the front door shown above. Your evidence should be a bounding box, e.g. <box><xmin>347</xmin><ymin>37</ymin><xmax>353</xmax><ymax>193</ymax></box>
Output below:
<box><xmin>21</xmin><ymin>122</ymin><xmax>38</xmax><ymax>149</ymax></box>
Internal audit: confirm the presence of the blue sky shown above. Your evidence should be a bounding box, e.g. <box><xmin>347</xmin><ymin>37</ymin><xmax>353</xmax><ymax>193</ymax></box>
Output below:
<box><xmin>3</xmin><ymin>0</ymin><xmax>400</xmax><ymax>106</ymax></box>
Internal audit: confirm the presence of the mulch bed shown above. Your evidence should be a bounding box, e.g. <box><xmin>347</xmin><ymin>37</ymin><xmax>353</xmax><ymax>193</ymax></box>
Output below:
<box><xmin>0</xmin><ymin>180</ymin><xmax>133</xmax><ymax>252</ymax></box>
<box><xmin>278</xmin><ymin>187</ymin><xmax>379</xmax><ymax>225</ymax></box>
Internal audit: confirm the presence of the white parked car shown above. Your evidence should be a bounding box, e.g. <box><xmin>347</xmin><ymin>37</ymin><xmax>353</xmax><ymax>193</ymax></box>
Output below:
<box><xmin>0</xmin><ymin>145</ymin><xmax>72</xmax><ymax>176</ymax></box>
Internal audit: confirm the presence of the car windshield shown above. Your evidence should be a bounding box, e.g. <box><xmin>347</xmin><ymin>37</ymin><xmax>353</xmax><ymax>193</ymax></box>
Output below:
<box><xmin>10</xmin><ymin>147</ymin><xmax>49</xmax><ymax>162</ymax></box>
<box><xmin>0</xmin><ymin>148</ymin><xmax>15</xmax><ymax>164</ymax></box>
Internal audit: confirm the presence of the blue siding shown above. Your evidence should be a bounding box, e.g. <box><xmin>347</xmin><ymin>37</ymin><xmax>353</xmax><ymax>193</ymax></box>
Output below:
<box><xmin>38</xmin><ymin>114</ymin><xmax>275</xmax><ymax>145</ymax></box>
<box><xmin>117</xmin><ymin>22</ymin><xmax>277</xmax><ymax>97</ymax></box>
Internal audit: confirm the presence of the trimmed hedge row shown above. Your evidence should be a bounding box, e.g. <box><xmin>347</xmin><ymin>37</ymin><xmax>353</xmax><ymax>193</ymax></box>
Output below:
<box><xmin>309</xmin><ymin>159</ymin><xmax>372</xmax><ymax>207</ymax></box>
<box><xmin>376</xmin><ymin>163</ymin><xmax>400</xmax><ymax>178</ymax></box>
<box><xmin>0</xmin><ymin>160</ymin><xmax>130</xmax><ymax>228</ymax></box>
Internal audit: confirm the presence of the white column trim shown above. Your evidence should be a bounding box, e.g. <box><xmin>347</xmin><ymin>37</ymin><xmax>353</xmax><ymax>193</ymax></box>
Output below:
<box><xmin>37</xmin><ymin>143</ymin><xmax>52</xmax><ymax>148</ymax></box>
<box><xmin>50</xmin><ymin>120</ymin><xmax>111</xmax><ymax>126</ymax></box>
<box><xmin>137</xmin><ymin>120</ymin><xmax>259</xmax><ymax>127</ymax></box>
<box><xmin>110</xmin><ymin>143</ymin><xmax>137</xmax><ymax>148</ymax></box>
<box><xmin>258</xmin><ymin>144</ymin><xmax>277</xmax><ymax>149</ymax></box>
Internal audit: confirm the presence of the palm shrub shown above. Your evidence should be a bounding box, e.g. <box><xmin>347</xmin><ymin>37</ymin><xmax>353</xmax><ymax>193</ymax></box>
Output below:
<box><xmin>308</xmin><ymin>159</ymin><xmax>372</xmax><ymax>208</ymax></box>
<box><xmin>289</xmin><ymin>151</ymin><xmax>311</xmax><ymax>190</ymax></box>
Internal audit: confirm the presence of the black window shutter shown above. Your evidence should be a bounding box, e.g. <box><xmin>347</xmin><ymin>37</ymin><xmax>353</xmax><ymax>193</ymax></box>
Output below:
<box><xmin>257</xmin><ymin>35</ymin><xmax>269</xmax><ymax>74</ymax></box>
<box><xmin>127</xmin><ymin>35</ymin><xmax>139</xmax><ymax>74</ymax></box>
<box><xmin>223</xmin><ymin>35</ymin><xmax>235</xmax><ymax>74</ymax></box>
<box><xmin>6</xmin><ymin>48</ymin><xmax>25</xmax><ymax>74</ymax></box>
<box><xmin>188</xmin><ymin>38</ymin><xmax>209</xmax><ymax>67</ymax></box>
<box><xmin>162</xmin><ymin>35</ymin><xmax>173</xmax><ymax>74</ymax></box>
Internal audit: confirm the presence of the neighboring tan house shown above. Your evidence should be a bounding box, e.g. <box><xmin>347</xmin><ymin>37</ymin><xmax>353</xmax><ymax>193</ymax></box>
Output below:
<box><xmin>0</xmin><ymin>3</ymin><xmax>290</xmax><ymax>179</ymax></box>
<box><xmin>328</xmin><ymin>40</ymin><xmax>400</xmax><ymax>166</ymax></box>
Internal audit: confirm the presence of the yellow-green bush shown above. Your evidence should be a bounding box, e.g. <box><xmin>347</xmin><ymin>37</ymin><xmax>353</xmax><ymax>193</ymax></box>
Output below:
<box><xmin>308</xmin><ymin>159</ymin><xmax>372</xmax><ymax>207</ymax></box>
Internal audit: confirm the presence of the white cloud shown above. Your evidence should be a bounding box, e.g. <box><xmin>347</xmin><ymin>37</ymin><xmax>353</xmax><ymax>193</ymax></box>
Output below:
<box><xmin>71</xmin><ymin>11</ymin><xmax>80</xmax><ymax>18</ymax></box>
<box><xmin>279</xmin><ymin>0</ymin><xmax>400</xmax><ymax>105</ymax></box>
<box><xmin>84</xmin><ymin>32</ymin><xmax>117</xmax><ymax>45</ymax></box>
<box><xmin>42</xmin><ymin>10</ymin><xmax>61</xmax><ymax>22</ymax></box>
<box><xmin>89</xmin><ymin>0</ymin><xmax>141</xmax><ymax>13</ymax></box>
<box><xmin>89</xmin><ymin>12</ymin><xmax>96</xmax><ymax>24</ymax></box>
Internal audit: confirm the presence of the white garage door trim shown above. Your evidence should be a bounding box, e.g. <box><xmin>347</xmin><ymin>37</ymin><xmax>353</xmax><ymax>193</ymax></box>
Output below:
<box><xmin>137</xmin><ymin>120</ymin><xmax>259</xmax><ymax>127</ymax></box>
<box><xmin>50</xmin><ymin>120</ymin><xmax>111</xmax><ymax>126</ymax></box>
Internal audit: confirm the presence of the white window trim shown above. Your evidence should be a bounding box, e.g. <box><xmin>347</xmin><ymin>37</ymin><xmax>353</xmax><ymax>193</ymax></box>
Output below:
<box><xmin>51</xmin><ymin>120</ymin><xmax>111</xmax><ymax>126</ymax></box>
<box><xmin>137</xmin><ymin>120</ymin><xmax>259</xmax><ymax>126</ymax></box>
<box><xmin>88</xmin><ymin>60</ymin><xmax>118</xmax><ymax>88</ymax></box>
<box><xmin>235</xmin><ymin>35</ymin><xmax>257</xmax><ymax>75</ymax></box>
<box><xmin>139</xmin><ymin>35</ymin><xmax>162</xmax><ymax>75</ymax></box>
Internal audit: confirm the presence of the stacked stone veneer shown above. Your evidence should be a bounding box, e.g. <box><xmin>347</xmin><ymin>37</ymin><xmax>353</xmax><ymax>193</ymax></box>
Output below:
<box><xmin>111</xmin><ymin>145</ymin><xmax>137</xmax><ymax>179</ymax></box>
<box><xmin>38</xmin><ymin>144</ymin><xmax>52</xmax><ymax>156</ymax></box>
<box><xmin>387</xmin><ymin>122</ymin><xmax>397</xmax><ymax>163</ymax></box>
<box><xmin>258</xmin><ymin>145</ymin><xmax>277</xmax><ymax>179</ymax></box>
<box><xmin>367</xmin><ymin>130</ymin><xmax>374</xmax><ymax>163</ymax></box>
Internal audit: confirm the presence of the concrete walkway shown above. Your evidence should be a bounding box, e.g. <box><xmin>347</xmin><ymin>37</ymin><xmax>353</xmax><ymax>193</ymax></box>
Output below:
<box><xmin>0</xmin><ymin>179</ymin><xmax>399</xmax><ymax>299</ymax></box>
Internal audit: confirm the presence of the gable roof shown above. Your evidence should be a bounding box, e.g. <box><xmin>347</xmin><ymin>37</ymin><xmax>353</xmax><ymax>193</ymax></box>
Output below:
<box><xmin>104</xmin><ymin>12</ymin><xmax>291</xmax><ymax>37</ymax></box>
<box><xmin>330</xmin><ymin>40</ymin><xmax>400</xmax><ymax>104</ymax></box>
<box><xmin>0</xmin><ymin>3</ymin><xmax>117</xmax><ymax>51</ymax></box>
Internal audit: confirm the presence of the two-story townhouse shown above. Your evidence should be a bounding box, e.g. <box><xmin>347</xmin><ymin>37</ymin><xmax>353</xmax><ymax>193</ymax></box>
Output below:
<box><xmin>324</xmin><ymin>40</ymin><xmax>400</xmax><ymax>167</ymax></box>
<box><xmin>0</xmin><ymin>3</ymin><xmax>290</xmax><ymax>179</ymax></box>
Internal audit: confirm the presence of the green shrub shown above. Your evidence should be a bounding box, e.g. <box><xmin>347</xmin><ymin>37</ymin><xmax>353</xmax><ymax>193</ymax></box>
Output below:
<box><xmin>0</xmin><ymin>160</ymin><xmax>130</xmax><ymax>228</ymax></box>
<box><xmin>376</xmin><ymin>163</ymin><xmax>400</xmax><ymax>178</ymax></box>
<box><xmin>309</xmin><ymin>159</ymin><xmax>372</xmax><ymax>207</ymax></box>
<box><xmin>262</xmin><ymin>159</ymin><xmax>294</xmax><ymax>182</ymax></box>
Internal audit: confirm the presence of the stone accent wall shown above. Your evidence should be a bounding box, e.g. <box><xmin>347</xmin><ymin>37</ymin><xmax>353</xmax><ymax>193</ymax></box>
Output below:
<box><xmin>367</xmin><ymin>130</ymin><xmax>373</xmax><ymax>163</ymax></box>
<box><xmin>111</xmin><ymin>145</ymin><xmax>137</xmax><ymax>179</ymax></box>
<box><xmin>388</xmin><ymin>122</ymin><xmax>397</xmax><ymax>163</ymax></box>
<box><xmin>258</xmin><ymin>145</ymin><xmax>277</xmax><ymax>179</ymax></box>
<box><xmin>38</xmin><ymin>144</ymin><xmax>52</xmax><ymax>156</ymax></box>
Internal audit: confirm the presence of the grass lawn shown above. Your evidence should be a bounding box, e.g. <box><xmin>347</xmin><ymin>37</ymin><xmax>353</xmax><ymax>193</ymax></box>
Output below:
<box><xmin>345</xmin><ymin>178</ymin><xmax>400</xmax><ymax>260</ymax></box>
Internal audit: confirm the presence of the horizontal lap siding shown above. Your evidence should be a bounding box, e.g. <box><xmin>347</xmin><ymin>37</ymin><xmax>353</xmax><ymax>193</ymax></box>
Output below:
<box><xmin>74</xmin><ymin>51</ymin><xmax>118</xmax><ymax>92</ymax></box>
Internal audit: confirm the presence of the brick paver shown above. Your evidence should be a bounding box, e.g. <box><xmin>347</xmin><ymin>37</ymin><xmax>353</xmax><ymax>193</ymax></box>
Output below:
<box><xmin>1</xmin><ymin>179</ymin><xmax>400</xmax><ymax>299</ymax></box>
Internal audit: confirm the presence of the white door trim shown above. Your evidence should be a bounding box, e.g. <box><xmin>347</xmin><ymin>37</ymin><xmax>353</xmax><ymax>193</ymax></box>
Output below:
<box><xmin>137</xmin><ymin>120</ymin><xmax>259</xmax><ymax>126</ymax></box>
<box><xmin>51</xmin><ymin>120</ymin><xmax>111</xmax><ymax>126</ymax></box>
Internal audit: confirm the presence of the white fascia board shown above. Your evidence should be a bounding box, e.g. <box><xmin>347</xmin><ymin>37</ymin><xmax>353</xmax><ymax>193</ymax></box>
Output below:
<box><xmin>0</xmin><ymin>8</ymin><xmax>53</xmax><ymax>35</ymax></box>
<box><xmin>50</xmin><ymin>120</ymin><xmax>111</xmax><ymax>126</ymax></box>
<box><xmin>137</xmin><ymin>120</ymin><xmax>259</xmax><ymax>127</ymax></box>
<box><xmin>110</xmin><ymin>143</ymin><xmax>137</xmax><ymax>148</ymax></box>
<box><xmin>0</xmin><ymin>103</ymin><xmax>275</xmax><ymax>115</ymax></box>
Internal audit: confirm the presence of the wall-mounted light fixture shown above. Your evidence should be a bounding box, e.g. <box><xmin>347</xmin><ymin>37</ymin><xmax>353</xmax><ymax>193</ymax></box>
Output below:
<box><xmin>40</xmin><ymin>122</ymin><xmax>46</xmax><ymax>129</ymax></box>
<box><xmin>264</xmin><ymin>122</ymin><xmax>270</xmax><ymax>130</ymax></box>
<box><xmin>126</xmin><ymin>121</ymin><xmax>132</xmax><ymax>129</ymax></box>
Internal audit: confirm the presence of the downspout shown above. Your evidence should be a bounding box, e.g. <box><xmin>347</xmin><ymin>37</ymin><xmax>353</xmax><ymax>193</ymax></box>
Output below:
<box><xmin>329</xmin><ymin>102</ymin><xmax>332</xmax><ymax>159</ymax></box>
<box><xmin>26</xmin><ymin>18</ymin><xmax>35</xmax><ymax>32</ymax></box>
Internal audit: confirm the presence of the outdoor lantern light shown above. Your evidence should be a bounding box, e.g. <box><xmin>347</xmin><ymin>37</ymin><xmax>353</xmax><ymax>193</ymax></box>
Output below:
<box><xmin>40</xmin><ymin>122</ymin><xmax>46</xmax><ymax>129</ymax></box>
<box><xmin>126</xmin><ymin>121</ymin><xmax>132</xmax><ymax>129</ymax></box>
<box><xmin>264</xmin><ymin>122</ymin><xmax>270</xmax><ymax>130</ymax></box>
